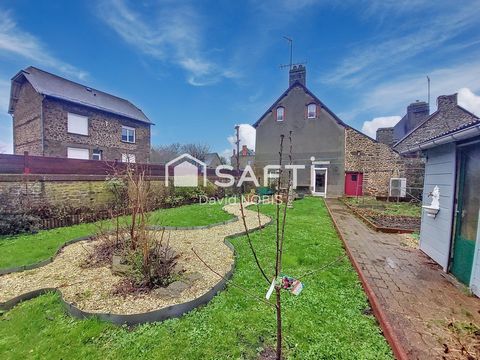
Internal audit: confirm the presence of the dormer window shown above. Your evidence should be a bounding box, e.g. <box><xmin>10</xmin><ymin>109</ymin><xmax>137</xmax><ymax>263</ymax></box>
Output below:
<box><xmin>276</xmin><ymin>106</ymin><xmax>285</xmax><ymax>122</ymax></box>
<box><xmin>307</xmin><ymin>103</ymin><xmax>317</xmax><ymax>118</ymax></box>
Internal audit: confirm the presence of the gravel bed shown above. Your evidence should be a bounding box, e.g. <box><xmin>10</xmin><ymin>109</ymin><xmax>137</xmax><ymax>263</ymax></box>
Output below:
<box><xmin>0</xmin><ymin>203</ymin><xmax>270</xmax><ymax>315</ymax></box>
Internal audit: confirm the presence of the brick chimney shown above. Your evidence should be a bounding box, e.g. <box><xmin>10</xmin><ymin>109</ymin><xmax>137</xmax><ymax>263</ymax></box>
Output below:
<box><xmin>289</xmin><ymin>65</ymin><xmax>306</xmax><ymax>86</ymax></box>
<box><xmin>242</xmin><ymin>145</ymin><xmax>247</xmax><ymax>156</ymax></box>
<box><xmin>437</xmin><ymin>94</ymin><xmax>458</xmax><ymax>110</ymax></box>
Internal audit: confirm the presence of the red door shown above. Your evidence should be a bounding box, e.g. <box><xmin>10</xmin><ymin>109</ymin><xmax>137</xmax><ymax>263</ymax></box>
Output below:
<box><xmin>345</xmin><ymin>172</ymin><xmax>363</xmax><ymax>196</ymax></box>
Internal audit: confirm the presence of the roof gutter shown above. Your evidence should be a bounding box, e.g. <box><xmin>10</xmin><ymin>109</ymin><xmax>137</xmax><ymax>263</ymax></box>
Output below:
<box><xmin>400</xmin><ymin>124</ymin><xmax>480</xmax><ymax>154</ymax></box>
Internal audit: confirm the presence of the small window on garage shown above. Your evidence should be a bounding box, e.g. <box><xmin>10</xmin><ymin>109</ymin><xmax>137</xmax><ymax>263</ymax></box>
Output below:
<box><xmin>67</xmin><ymin>113</ymin><xmax>89</xmax><ymax>135</ymax></box>
<box><xmin>276</xmin><ymin>107</ymin><xmax>285</xmax><ymax>122</ymax></box>
<box><xmin>307</xmin><ymin>103</ymin><xmax>317</xmax><ymax>118</ymax></box>
<box><xmin>67</xmin><ymin>147</ymin><xmax>89</xmax><ymax>159</ymax></box>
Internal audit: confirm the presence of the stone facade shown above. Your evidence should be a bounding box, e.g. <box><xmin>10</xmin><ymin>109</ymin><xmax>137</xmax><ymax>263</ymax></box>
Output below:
<box><xmin>345</xmin><ymin>128</ymin><xmax>424</xmax><ymax>197</ymax></box>
<box><xmin>41</xmin><ymin>98</ymin><xmax>151</xmax><ymax>162</ymax></box>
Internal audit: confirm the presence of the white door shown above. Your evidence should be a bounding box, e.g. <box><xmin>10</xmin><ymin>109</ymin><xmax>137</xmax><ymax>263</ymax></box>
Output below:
<box><xmin>67</xmin><ymin>147</ymin><xmax>89</xmax><ymax>159</ymax></box>
<box><xmin>312</xmin><ymin>168</ymin><xmax>327</xmax><ymax>197</ymax></box>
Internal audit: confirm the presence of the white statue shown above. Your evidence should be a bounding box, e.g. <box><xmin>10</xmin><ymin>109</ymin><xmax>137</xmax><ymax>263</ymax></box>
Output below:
<box><xmin>429</xmin><ymin>185</ymin><xmax>440</xmax><ymax>210</ymax></box>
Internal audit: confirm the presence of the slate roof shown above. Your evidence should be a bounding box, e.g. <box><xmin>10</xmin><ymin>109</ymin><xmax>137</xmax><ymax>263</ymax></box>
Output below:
<box><xmin>252</xmin><ymin>81</ymin><xmax>348</xmax><ymax>129</ymax></box>
<box><xmin>9</xmin><ymin>66</ymin><xmax>152</xmax><ymax>124</ymax></box>
<box><xmin>204</xmin><ymin>153</ymin><xmax>221</xmax><ymax>167</ymax></box>
<box><xmin>393</xmin><ymin>94</ymin><xmax>479</xmax><ymax>153</ymax></box>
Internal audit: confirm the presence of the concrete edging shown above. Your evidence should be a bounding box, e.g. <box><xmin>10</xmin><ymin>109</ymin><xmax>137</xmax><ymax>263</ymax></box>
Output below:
<box><xmin>324</xmin><ymin>199</ymin><xmax>409</xmax><ymax>360</ymax></box>
<box><xmin>0</xmin><ymin>213</ymin><xmax>272</xmax><ymax>326</ymax></box>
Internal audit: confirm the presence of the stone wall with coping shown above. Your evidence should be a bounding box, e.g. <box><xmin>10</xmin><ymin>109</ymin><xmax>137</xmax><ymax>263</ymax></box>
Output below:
<box><xmin>0</xmin><ymin>175</ymin><xmax>167</xmax><ymax>213</ymax></box>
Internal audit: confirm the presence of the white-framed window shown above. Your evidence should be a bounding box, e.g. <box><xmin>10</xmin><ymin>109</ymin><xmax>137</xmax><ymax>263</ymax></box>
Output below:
<box><xmin>121</xmin><ymin>126</ymin><xmax>135</xmax><ymax>143</ymax></box>
<box><xmin>276</xmin><ymin>106</ymin><xmax>285</xmax><ymax>122</ymax></box>
<box><xmin>67</xmin><ymin>147</ymin><xmax>89</xmax><ymax>160</ymax></box>
<box><xmin>92</xmin><ymin>149</ymin><xmax>102</xmax><ymax>161</ymax></box>
<box><xmin>67</xmin><ymin>113</ymin><xmax>89</xmax><ymax>135</ymax></box>
<box><xmin>122</xmin><ymin>153</ymin><xmax>136</xmax><ymax>163</ymax></box>
<box><xmin>307</xmin><ymin>103</ymin><xmax>317</xmax><ymax>118</ymax></box>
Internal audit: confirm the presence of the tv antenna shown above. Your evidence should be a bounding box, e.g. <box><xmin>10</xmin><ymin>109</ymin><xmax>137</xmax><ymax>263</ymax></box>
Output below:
<box><xmin>427</xmin><ymin>75</ymin><xmax>431</xmax><ymax>106</ymax></box>
<box><xmin>280</xmin><ymin>36</ymin><xmax>306</xmax><ymax>70</ymax></box>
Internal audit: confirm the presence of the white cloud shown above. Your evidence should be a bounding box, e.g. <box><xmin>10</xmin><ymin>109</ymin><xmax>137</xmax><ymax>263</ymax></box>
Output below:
<box><xmin>98</xmin><ymin>0</ymin><xmax>237</xmax><ymax>86</ymax></box>
<box><xmin>0</xmin><ymin>79</ymin><xmax>9</xmax><ymax>112</ymax></box>
<box><xmin>227</xmin><ymin>124</ymin><xmax>256</xmax><ymax>151</ymax></box>
<box><xmin>458</xmin><ymin>88</ymin><xmax>480</xmax><ymax>116</ymax></box>
<box><xmin>361</xmin><ymin>116</ymin><xmax>401</xmax><ymax>138</ymax></box>
<box><xmin>0</xmin><ymin>11</ymin><xmax>87</xmax><ymax>80</ymax></box>
<box><xmin>343</xmin><ymin>59</ymin><xmax>480</xmax><ymax>121</ymax></box>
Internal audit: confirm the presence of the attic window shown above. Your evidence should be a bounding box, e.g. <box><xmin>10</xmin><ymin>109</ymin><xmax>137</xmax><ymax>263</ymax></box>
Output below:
<box><xmin>85</xmin><ymin>87</ymin><xmax>92</xmax><ymax>92</ymax></box>
<box><xmin>307</xmin><ymin>103</ymin><xmax>317</xmax><ymax>118</ymax></box>
<box><xmin>276</xmin><ymin>107</ymin><xmax>285</xmax><ymax>122</ymax></box>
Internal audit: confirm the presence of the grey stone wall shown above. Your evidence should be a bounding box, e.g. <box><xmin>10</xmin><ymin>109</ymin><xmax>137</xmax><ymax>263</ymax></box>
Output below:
<box><xmin>12</xmin><ymin>80</ymin><xmax>151</xmax><ymax>162</ymax></box>
<box><xmin>13</xmin><ymin>81</ymin><xmax>43</xmax><ymax>155</ymax></box>
<box><xmin>376</xmin><ymin>127</ymin><xmax>395</xmax><ymax>147</ymax></box>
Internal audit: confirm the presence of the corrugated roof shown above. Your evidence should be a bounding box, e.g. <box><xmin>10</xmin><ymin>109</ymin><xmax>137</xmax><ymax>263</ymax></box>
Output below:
<box><xmin>10</xmin><ymin>66</ymin><xmax>152</xmax><ymax>124</ymax></box>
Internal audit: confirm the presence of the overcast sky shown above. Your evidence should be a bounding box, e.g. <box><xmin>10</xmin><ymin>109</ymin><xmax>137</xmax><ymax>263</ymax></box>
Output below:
<box><xmin>1</xmin><ymin>0</ymin><xmax>480</xmax><ymax>156</ymax></box>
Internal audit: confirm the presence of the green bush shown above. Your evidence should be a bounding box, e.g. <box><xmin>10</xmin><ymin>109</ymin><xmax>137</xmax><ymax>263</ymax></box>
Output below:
<box><xmin>0</xmin><ymin>213</ymin><xmax>41</xmax><ymax>236</ymax></box>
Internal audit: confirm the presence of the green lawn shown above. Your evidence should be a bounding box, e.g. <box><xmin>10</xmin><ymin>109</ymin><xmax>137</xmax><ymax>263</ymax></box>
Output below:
<box><xmin>0</xmin><ymin>201</ymin><xmax>232</xmax><ymax>269</ymax></box>
<box><xmin>343</xmin><ymin>196</ymin><xmax>421</xmax><ymax>217</ymax></box>
<box><xmin>0</xmin><ymin>198</ymin><xmax>392</xmax><ymax>359</ymax></box>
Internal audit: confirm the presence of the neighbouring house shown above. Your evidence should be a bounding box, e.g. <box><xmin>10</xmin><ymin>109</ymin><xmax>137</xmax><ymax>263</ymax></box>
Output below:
<box><xmin>253</xmin><ymin>65</ymin><xmax>418</xmax><ymax>197</ymax></box>
<box><xmin>204</xmin><ymin>153</ymin><xmax>222</xmax><ymax>168</ymax></box>
<box><xmin>231</xmin><ymin>145</ymin><xmax>255</xmax><ymax>169</ymax></box>
<box><xmin>377</xmin><ymin>100</ymin><xmax>430</xmax><ymax>147</ymax></box>
<box><xmin>9</xmin><ymin>66</ymin><xmax>152</xmax><ymax>163</ymax></box>
<box><xmin>395</xmin><ymin>93</ymin><xmax>480</xmax><ymax>294</ymax></box>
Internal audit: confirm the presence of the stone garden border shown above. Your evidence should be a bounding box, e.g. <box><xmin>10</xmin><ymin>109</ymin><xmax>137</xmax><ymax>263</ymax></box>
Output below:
<box><xmin>0</xmin><ymin>210</ymin><xmax>271</xmax><ymax>326</ymax></box>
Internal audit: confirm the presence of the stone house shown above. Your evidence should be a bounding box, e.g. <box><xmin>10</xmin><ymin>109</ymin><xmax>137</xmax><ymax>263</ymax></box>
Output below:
<box><xmin>231</xmin><ymin>145</ymin><xmax>255</xmax><ymax>169</ymax></box>
<box><xmin>9</xmin><ymin>66</ymin><xmax>152</xmax><ymax>163</ymax></box>
<box><xmin>253</xmin><ymin>65</ymin><xmax>418</xmax><ymax>197</ymax></box>
<box><xmin>396</xmin><ymin>93</ymin><xmax>480</xmax><ymax>294</ymax></box>
<box><xmin>204</xmin><ymin>153</ymin><xmax>223</xmax><ymax>169</ymax></box>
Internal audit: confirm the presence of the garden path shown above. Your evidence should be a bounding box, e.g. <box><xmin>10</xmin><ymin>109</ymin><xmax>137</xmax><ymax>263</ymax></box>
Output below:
<box><xmin>326</xmin><ymin>198</ymin><xmax>480</xmax><ymax>360</ymax></box>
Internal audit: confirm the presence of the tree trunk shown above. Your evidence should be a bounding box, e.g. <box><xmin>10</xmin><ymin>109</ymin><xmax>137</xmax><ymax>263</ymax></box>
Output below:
<box><xmin>276</xmin><ymin>287</ymin><xmax>282</xmax><ymax>360</ymax></box>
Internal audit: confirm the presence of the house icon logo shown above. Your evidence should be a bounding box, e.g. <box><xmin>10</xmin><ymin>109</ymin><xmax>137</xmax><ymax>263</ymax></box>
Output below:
<box><xmin>165</xmin><ymin>154</ymin><xmax>207</xmax><ymax>187</ymax></box>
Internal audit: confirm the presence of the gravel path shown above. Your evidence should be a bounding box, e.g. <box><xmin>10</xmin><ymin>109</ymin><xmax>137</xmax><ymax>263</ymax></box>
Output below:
<box><xmin>0</xmin><ymin>203</ymin><xmax>270</xmax><ymax>315</ymax></box>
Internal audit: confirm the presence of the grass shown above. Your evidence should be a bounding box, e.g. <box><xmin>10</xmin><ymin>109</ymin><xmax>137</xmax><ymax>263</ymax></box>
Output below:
<box><xmin>0</xmin><ymin>201</ymin><xmax>232</xmax><ymax>270</ymax></box>
<box><xmin>343</xmin><ymin>196</ymin><xmax>421</xmax><ymax>217</ymax></box>
<box><xmin>0</xmin><ymin>197</ymin><xmax>392</xmax><ymax>359</ymax></box>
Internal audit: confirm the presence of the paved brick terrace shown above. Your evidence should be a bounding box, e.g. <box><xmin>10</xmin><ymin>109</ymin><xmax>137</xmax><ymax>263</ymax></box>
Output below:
<box><xmin>326</xmin><ymin>199</ymin><xmax>480</xmax><ymax>360</ymax></box>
